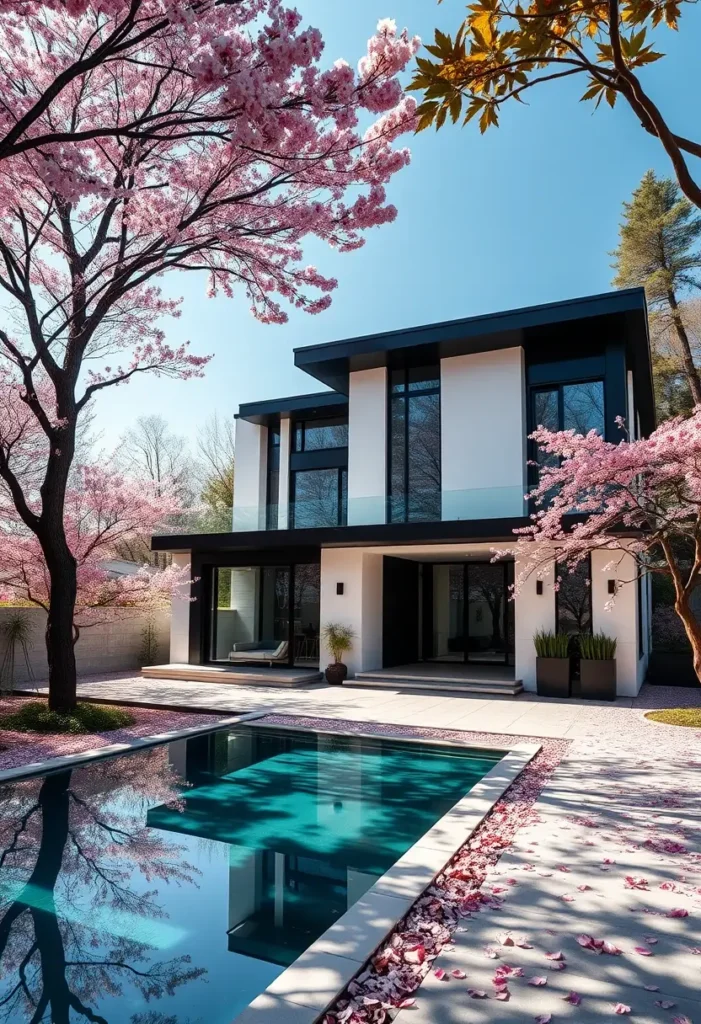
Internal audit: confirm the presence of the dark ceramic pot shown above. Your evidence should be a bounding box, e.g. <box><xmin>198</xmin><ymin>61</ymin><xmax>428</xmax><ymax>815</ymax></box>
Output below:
<box><xmin>536</xmin><ymin>657</ymin><xmax>571</xmax><ymax>698</ymax></box>
<box><xmin>325</xmin><ymin>662</ymin><xmax>348</xmax><ymax>685</ymax></box>
<box><xmin>579</xmin><ymin>659</ymin><xmax>616</xmax><ymax>701</ymax></box>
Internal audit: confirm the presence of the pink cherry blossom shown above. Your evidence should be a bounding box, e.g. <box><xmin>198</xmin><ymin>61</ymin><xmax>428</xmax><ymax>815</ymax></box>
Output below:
<box><xmin>496</xmin><ymin>411</ymin><xmax>701</xmax><ymax>683</ymax></box>
<box><xmin>535</xmin><ymin>1015</ymin><xmax>552</xmax><ymax>1023</ymax></box>
<box><xmin>564</xmin><ymin>991</ymin><xmax>582</xmax><ymax>1005</ymax></box>
<box><xmin>0</xmin><ymin>2</ymin><xmax>419</xmax><ymax>708</ymax></box>
<box><xmin>614</xmin><ymin>1003</ymin><xmax>631</xmax><ymax>1014</ymax></box>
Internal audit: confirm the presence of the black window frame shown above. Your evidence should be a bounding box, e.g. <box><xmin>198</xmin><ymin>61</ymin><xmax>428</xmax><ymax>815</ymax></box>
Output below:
<box><xmin>387</xmin><ymin>364</ymin><xmax>442</xmax><ymax>525</ymax></box>
<box><xmin>289</xmin><ymin>465</ymin><xmax>348</xmax><ymax>529</ymax></box>
<box><xmin>528</xmin><ymin>377</ymin><xmax>606</xmax><ymax>491</ymax></box>
<box><xmin>555</xmin><ymin>554</ymin><xmax>593</xmax><ymax>636</ymax></box>
<box><xmin>292</xmin><ymin>416</ymin><xmax>349</xmax><ymax>454</ymax></box>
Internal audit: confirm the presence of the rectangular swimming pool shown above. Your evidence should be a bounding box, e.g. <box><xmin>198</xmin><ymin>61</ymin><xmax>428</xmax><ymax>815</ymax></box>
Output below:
<box><xmin>0</xmin><ymin>723</ymin><xmax>504</xmax><ymax>1023</ymax></box>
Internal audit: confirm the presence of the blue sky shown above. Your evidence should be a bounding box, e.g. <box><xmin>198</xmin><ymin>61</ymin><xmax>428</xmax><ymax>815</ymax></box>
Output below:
<box><xmin>93</xmin><ymin>1</ymin><xmax>701</xmax><ymax>451</ymax></box>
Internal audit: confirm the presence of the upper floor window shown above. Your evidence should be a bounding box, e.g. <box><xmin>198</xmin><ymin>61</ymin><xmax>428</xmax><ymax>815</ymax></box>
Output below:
<box><xmin>293</xmin><ymin>417</ymin><xmax>348</xmax><ymax>453</ymax></box>
<box><xmin>389</xmin><ymin>365</ymin><xmax>441</xmax><ymax>523</ymax></box>
<box><xmin>531</xmin><ymin>380</ymin><xmax>604</xmax><ymax>483</ymax></box>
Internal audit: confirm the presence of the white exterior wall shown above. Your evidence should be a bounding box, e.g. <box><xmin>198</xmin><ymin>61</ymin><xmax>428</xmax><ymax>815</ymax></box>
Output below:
<box><xmin>319</xmin><ymin>548</ymin><xmax>383</xmax><ymax>675</ymax></box>
<box><xmin>278</xmin><ymin>416</ymin><xmax>291</xmax><ymax>530</ymax></box>
<box><xmin>441</xmin><ymin>347</ymin><xmax>527</xmax><ymax>520</ymax></box>
<box><xmin>347</xmin><ymin>367</ymin><xmax>387</xmax><ymax>525</ymax></box>
<box><xmin>232</xmin><ymin>418</ymin><xmax>267</xmax><ymax>531</ymax></box>
<box><xmin>514</xmin><ymin>559</ymin><xmax>556</xmax><ymax>693</ymax></box>
<box><xmin>591</xmin><ymin>549</ymin><xmax>644</xmax><ymax>696</ymax></box>
<box><xmin>170</xmin><ymin>552</ymin><xmax>191</xmax><ymax>663</ymax></box>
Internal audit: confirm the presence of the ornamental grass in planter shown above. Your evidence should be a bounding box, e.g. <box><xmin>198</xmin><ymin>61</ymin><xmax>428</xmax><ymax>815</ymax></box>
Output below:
<box><xmin>534</xmin><ymin>630</ymin><xmax>571</xmax><ymax>698</ymax></box>
<box><xmin>579</xmin><ymin>632</ymin><xmax>617</xmax><ymax>701</ymax></box>
<box><xmin>321</xmin><ymin>623</ymin><xmax>356</xmax><ymax>685</ymax></box>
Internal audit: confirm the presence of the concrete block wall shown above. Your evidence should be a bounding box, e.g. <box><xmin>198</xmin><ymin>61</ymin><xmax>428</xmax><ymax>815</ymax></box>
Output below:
<box><xmin>0</xmin><ymin>607</ymin><xmax>170</xmax><ymax>684</ymax></box>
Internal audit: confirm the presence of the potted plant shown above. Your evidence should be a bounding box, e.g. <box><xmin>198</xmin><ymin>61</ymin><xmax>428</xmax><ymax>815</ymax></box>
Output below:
<box><xmin>579</xmin><ymin>632</ymin><xmax>617</xmax><ymax>701</ymax></box>
<box><xmin>321</xmin><ymin>622</ymin><xmax>356</xmax><ymax>685</ymax></box>
<box><xmin>534</xmin><ymin>630</ymin><xmax>571</xmax><ymax>698</ymax></box>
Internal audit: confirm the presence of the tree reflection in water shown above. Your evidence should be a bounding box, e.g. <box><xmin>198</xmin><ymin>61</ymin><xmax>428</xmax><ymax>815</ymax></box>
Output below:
<box><xmin>0</xmin><ymin>749</ymin><xmax>205</xmax><ymax>1023</ymax></box>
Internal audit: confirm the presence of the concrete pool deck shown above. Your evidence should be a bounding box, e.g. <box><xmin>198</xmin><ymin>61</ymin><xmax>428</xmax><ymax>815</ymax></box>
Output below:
<box><xmin>13</xmin><ymin>674</ymin><xmax>701</xmax><ymax>1022</ymax></box>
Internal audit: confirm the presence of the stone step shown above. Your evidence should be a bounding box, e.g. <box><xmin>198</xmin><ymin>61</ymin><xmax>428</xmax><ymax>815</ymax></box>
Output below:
<box><xmin>141</xmin><ymin>664</ymin><xmax>323</xmax><ymax>687</ymax></box>
<box><xmin>352</xmin><ymin>672</ymin><xmax>524</xmax><ymax>697</ymax></box>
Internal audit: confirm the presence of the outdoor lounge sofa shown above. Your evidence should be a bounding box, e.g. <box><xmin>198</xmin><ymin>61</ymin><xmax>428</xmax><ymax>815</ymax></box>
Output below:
<box><xmin>228</xmin><ymin>641</ymin><xmax>289</xmax><ymax>666</ymax></box>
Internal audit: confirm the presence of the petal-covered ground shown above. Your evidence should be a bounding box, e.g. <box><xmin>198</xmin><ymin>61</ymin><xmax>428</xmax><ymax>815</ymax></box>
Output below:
<box><xmin>0</xmin><ymin>696</ymin><xmax>227</xmax><ymax>772</ymax></box>
<box><xmin>258</xmin><ymin>712</ymin><xmax>701</xmax><ymax>1024</ymax></box>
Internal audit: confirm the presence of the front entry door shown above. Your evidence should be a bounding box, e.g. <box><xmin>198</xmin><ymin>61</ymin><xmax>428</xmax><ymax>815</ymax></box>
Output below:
<box><xmin>382</xmin><ymin>557</ymin><xmax>419</xmax><ymax>668</ymax></box>
<box><xmin>427</xmin><ymin>562</ymin><xmax>513</xmax><ymax>666</ymax></box>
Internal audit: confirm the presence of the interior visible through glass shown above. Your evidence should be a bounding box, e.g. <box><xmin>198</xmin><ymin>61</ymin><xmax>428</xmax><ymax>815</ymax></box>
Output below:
<box><xmin>210</xmin><ymin>564</ymin><xmax>320</xmax><ymax>667</ymax></box>
<box><xmin>0</xmin><ymin>725</ymin><xmax>503</xmax><ymax>1023</ymax></box>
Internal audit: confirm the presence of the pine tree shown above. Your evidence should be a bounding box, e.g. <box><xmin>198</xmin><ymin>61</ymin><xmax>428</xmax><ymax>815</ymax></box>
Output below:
<box><xmin>612</xmin><ymin>170</ymin><xmax>701</xmax><ymax>410</ymax></box>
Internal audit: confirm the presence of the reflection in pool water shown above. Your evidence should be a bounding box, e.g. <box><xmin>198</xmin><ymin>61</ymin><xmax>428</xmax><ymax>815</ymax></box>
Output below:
<box><xmin>0</xmin><ymin>724</ymin><xmax>502</xmax><ymax>1022</ymax></box>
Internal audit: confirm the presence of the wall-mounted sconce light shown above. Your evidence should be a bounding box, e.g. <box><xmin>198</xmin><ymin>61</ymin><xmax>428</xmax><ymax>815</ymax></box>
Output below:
<box><xmin>608</xmin><ymin>579</ymin><xmax>617</xmax><ymax>595</ymax></box>
<box><xmin>536</xmin><ymin>580</ymin><xmax>544</xmax><ymax>596</ymax></box>
<box><xmin>336</xmin><ymin>582</ymin><xmax>344</xmax><ymax>595</ymax></box>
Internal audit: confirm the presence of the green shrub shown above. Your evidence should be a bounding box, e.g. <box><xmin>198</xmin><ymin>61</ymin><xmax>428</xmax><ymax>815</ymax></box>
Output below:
<box><xmin>579</xmin><ymin>632</ymin><xmax>617</xmax><ymax>660</ymax></box>
<box><xmin>533</xmin><ymin>630</ymin><xmax>570</xmax><ymax>658</ymax></box>
<box><xmin>0</xmin><ymin>700</ymin><xmax>135</xmax><ymax>734</ymax></box>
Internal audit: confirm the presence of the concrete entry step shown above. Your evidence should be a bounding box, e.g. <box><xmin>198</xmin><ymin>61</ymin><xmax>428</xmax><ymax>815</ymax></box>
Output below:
<box><xmin>142</xmin><ymin>663</ymin><xmax>323</xmax><ymax>688</ymax></box>
<box><xmin>353</xmin><ymin>671</ymin><xmax>524</xmax><ymax>697</ymax></box>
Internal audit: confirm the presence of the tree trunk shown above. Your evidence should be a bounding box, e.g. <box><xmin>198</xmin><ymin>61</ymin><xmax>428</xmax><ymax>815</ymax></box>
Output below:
<box><xmin>43</xmin><ymin>544</ymin><xmax>78</xmax><ymax>713</ymax></box>
<box><xmin>667</xmin><ymin>290</ymin><xmax>701</xmax><ymax>408</ymax></box>
<box><xmin>674</xmin><ymin>593</ymin><xmax>701</xmax><ymax>684</ymax></box>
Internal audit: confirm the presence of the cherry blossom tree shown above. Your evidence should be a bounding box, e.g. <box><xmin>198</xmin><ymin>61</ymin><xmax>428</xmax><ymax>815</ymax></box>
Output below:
<box><xmin>498</xmin><ymin>413</ymin><xmax>701</xmax><ymax>683</ymax></box>
<box><xmin>0</xmin><ymin>3</ymin><xmax>419</xmax><ymax>712</ymax></box>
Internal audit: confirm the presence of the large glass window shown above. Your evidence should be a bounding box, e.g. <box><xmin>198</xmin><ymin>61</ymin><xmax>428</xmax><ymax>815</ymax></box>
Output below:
<box><xmin>556</xmin><ymin>557</ymin><xmax>593</xmax><ymax>635</ymax></box>
<box><xmin>389</xmin><ymin>366</ymin><xmax>441</xmax><ymax>523</ymax></box>
<box><xmin>532</xmin><ymin>380</ymin><xmax>605</xmax><ymax>495</ymax></box>
<box><xmin>266</xmin><ymin>423</ymin><xmax>281</xmax><ymax>530</ymax></box>
<box><xmin>210</xmin><ymin>566</ymin><xmax>290</xmax><ymax>663</ymax></box>
<box><xmin>209</xmin><ymin>562</ymin><xmax>321</xmax><ymax>666</ymax></box>
<box><xmin>291</xmin><ymin>468</ymin><xmax>347</xmax><ymax>528</ymax></box>
<box><xmin>293</xmin><ymin>417</ymin><xmax>348</xmax><ymax>452</ymax></box>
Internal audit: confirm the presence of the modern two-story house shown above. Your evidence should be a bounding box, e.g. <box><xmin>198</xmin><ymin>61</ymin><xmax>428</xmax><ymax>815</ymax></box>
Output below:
<box><xmin>151</xmin><ymin>288</ymin><xmax>655</xmax><ymax>697</ymax></box>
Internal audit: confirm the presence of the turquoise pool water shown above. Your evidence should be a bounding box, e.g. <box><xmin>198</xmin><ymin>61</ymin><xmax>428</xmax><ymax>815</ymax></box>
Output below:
<box><xmin>0</xmin><ymin>724</ymin><xmax>502</xmax><ymax>1023</ymax></box>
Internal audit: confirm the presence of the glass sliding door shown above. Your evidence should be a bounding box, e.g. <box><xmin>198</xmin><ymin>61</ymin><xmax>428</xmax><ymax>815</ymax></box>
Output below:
<box><xmin>210</xmin><ymin>566</ymin><xmax>290</xmax><ymax>664</ymax></box>
<box><xmin>424</xmin><ymin>562</ymin><xmax>513</xmax><ymax>666</ymax></box>
<box><xmin>209</xmin><ymin>563</ymin><xmax>321</xmax><ymax>668</ymax></box>
<box><xmin>466</xmin><ymin>563</ymin><xmax>508</xmax><ymax>664</ymax></box>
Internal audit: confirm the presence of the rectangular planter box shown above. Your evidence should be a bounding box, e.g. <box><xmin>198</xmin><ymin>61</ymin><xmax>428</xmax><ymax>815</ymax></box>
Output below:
<box><xmin>536</xmin><ymin>657</ymin><xmax>570</xmax><ymax>698</ymax></box>
<box><xmin>580</xmin><ymin>659</ymin><xmax>616</xmax><ymax>701</ymax></box>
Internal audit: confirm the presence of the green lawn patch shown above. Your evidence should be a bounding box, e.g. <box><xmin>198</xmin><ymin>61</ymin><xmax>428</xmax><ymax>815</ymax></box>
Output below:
<box><xmin>0</xmin><ymin>700</ymin><xmax>135</xmax><ymax>734</ymax></box>
<box><xmin>645</xmin><ymin>708</ymin><xmax>701</xmax><ymax>728</ymax></box>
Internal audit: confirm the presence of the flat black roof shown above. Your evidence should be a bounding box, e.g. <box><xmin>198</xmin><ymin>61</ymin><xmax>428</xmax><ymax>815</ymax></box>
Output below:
<box><xmin>294</xmin><ymin>286</ymin><xmax>651</xmax><ymax>389</ymax></box>
<box><xmin>237</xmin><ymin>390</ymin><xmax>347</xmax><ymax>426</ymax></box>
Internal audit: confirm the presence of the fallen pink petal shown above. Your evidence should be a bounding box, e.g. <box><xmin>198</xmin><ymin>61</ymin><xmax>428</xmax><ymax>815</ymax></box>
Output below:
<box><xmin>528</xmin><ymin>977</ymin><xmax>548</xmax><ymax>987</ymax></box>
<box><xmin>613</xmin><ymin>1003</ymin><xmax>632</xmax><ymax>1015</ymax></box>
<box><xmin>563</xmin><ymin>992</ymin><xmax>582</xmax><ymax>1005</ymax></box>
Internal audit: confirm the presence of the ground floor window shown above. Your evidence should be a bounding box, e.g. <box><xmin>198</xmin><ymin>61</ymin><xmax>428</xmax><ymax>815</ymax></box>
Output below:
<box><xmin>555</xmin><ymin>556</ymin><xmax>593</xmax><ymax>635</ymax></box>
<box><xmin>209</xmin><ymin>563</ymin><xmax>320</xmax><ymax>667</ymax></box>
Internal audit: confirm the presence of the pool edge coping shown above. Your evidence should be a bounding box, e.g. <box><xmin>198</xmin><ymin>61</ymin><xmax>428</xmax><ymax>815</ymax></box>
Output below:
<box><xmin>0</xmin><ymin>709</ymin><xmax>270</xmax><ymax>784</ymax></box>
<box><xmin>230</xmin><ymin>733</ymin><xmax>541</xmax><ymax>1024</ymax></box>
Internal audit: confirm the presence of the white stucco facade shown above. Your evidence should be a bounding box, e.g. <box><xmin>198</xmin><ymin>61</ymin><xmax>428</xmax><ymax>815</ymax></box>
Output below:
<box><xmin>347</xmin><ymin>367</ymin><xmax>387</xmax><ymax>526</ymax></box>
<box><xmin>441</xmin><ymin>348</ymin><xmax>528</xmax><ymax>520</ymax></box>
<box><xmin>170</xmin><ymin>552</ymin><xmax>191</xmax><ymax>663</ymax></box>
<box><xmin>319</xmin><ymin>547</ymin><xmax>383</xmax><ymax>676</ymax></box>
<box><xmin>232</xmin><ymin>418</ymin><xmax>268</xmax><ymax>531</ymax></box>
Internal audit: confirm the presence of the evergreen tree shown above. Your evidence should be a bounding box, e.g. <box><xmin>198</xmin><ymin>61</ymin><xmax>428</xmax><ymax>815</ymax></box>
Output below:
<box><xmin>612</xmin><ymin>170</ymin><xmax>701</xmax><ymax>410</ymax></box>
